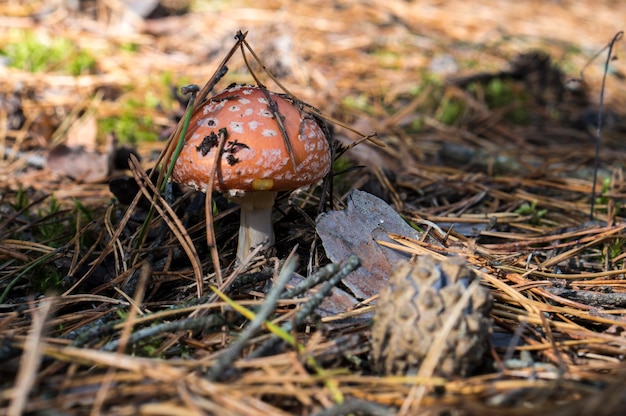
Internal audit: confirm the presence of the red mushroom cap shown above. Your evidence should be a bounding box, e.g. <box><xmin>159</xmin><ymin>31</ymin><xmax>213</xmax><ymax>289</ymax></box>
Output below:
<box><xmin>172</xmin><ymin>84</ymin><xmax>331</xmax><ymax>194</ymax></box>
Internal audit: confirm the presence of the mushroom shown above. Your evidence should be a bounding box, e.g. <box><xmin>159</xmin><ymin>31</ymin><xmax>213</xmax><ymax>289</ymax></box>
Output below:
<box><xmin>172</xmin><ymin>84</ymin><xmax>332</xmax><ymax>262</ymax></box>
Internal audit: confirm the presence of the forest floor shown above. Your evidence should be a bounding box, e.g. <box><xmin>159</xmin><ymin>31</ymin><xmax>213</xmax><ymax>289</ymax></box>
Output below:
<box><xmin>2</xmin><ymin>1</ymin><xmax>626</xmax><ymax>415</ymax></box>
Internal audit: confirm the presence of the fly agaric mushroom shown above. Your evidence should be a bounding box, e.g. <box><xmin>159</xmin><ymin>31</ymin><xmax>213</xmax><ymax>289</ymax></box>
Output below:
<box><xmin>172</xmin><ymin>84</ymin><xmax>332</xmax><ymax>262</ymax></box>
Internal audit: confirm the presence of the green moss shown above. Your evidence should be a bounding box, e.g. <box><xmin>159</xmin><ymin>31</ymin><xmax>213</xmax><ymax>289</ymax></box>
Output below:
<box><xmin>608</xmin><ymin>238</ymin><xmax>624</xmax><ymax>262</ymax></box>
<box><xmin>31</xmin><ymin>265</ymin><xmax>65</xmax><ymax>293</ymax></box>
<box><xmin>5</xmin><ymin>195</ymin><xmax>98</xmax><ymax>294</ymax></box>
<box><xmin>597</xmin><ymin>176</ymin><xmax>612</xmax><ymax>205</ymax></box>
<box><xmin>410</xmin><ymin>117</ymin><xmax>424</xmax><ymax>132</ymax></box>
<box><xmin>371</xmin><ymin>49</ymin><xmax>402</xmax><ymax>70</ymax></box>
<box><xmin>496</xmin><ymin>80</ymin><xmax>529</xmax><ymax>122</ymax></box>
<box><xmin>1</xmin><ymin>29</ymin><xmax>96</xmax><ymax>75</ymax></box>
<box><xmin>437</xmin><ymin>97</ymin><xmax>465</xmax><ymax>125</ymax></box>
<box><xmin>515</xmin><ymin>200</ymin><xmax>548</xmax><ymax>225</ymax></box>
<box><xmin>35</xmin><ymin>195</ymin><xmax>65</xmax><ymax>246</ymax></box>
<box><xmin>331</xmin><ymin>156</ymin><xmax>357</xmax><ymax>195</ymax></box>
<box><xmin>342</xmin><ymin>94</ymin><xmax>375</xmax><ymax>114</ymax></box>
<box><xmin>120</xmin><ymin>42</ymin><xmax>140</xmax><ymax>53</ymax></box>
<box><xmin>10</xmin><ymin>186</ymin><xmax>30</xmax><ymax>211</ymax></box>
<box><xmin>100</xmin><ymin>97</ymin><xmax>160</xmax><ymax>143</ymax></box>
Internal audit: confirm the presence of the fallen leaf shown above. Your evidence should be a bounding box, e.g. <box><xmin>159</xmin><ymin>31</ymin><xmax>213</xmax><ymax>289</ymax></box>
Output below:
<box><xmin>46</xmin><ymin>144</ymin><xmax>111</xmax><ymax>183</ymax></box>
<box><xmin>65</xmin><ymin>114</ymin><xmax>98</xmax><ymax>149</ymax></box>
<box><xmin>316</xmin><ymin>189</ymin><xmax>428</xmax><ymax>301</ymax></box>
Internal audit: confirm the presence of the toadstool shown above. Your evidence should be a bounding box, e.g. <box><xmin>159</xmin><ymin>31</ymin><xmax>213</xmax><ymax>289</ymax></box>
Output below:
<box><xmin>172</xmin><ymin>84</ymin><xmax>332</xmax><ymax>262</ymax></box>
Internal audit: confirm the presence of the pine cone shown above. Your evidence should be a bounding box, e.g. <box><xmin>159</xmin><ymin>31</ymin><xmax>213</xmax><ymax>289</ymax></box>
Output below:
<box><xmin>370</xmin><ymin>256</ymin><xmax>492</xmax><ymax>377</ymax></box>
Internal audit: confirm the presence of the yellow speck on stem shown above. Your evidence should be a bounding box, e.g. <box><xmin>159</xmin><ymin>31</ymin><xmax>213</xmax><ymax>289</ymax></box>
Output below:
<box><xmin>252</xmin><ymin>178</ymin><xmax>274</xmax><ymax>191</ymax></box>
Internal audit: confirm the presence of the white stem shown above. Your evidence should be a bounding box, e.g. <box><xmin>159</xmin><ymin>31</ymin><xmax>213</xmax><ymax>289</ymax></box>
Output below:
<box><xmin>234</xmin><ymin>191</ymin><xmax>277</xmax><ymax>262</ymax></box>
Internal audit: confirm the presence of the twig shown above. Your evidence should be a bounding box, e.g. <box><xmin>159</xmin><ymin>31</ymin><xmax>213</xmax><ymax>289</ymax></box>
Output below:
<box><xmin>206</xmin><ymin>249</ymin><xmax>299</xmax><ymax>380</ymax></box>
<box><xmin>101</xmin><ymin>314</ymin><xmax>224</xmax><ymax>352</ymax></box>
<box><xmin>292</xmin><ymin>255</ymin><xmax>361</xmax><ymax>327</ymax></box>
<box><xmin>204</xmin><ymin>127</ymin><xmax>228</xmax><ymax>287</ymax></box>
<box><xmin>133</xmin><ymin>84</ymin><xmax>199</xmax><ymax>262</ymax></box>
<box><xmin>249</xmin><ymin>255</ymin><xmax>361</xmax><ymax>359</ymax></box>
<box><xmin>8</xmin><ymin>298</ymin><xmax>55</xmax><ymax>416</ymax></box>
<box><xmin>280</xmin><ymin>261</ymin><xmax>341</xmax><ymax>299</ymax></box>
<box><xmin>545</xmin><ymin>287</ymin><xmax>626</xmax><ymax>309</ymax></box>
<box><xmin>128</xmin><ymin>156</ymin><xmax>204</xmax><ymax>295</ymax></box>
<box><xmin>70</xmin><ymin>315</ymin><xmax>121</xmax><ymax>348</ymax></box>
<box><xmin>311</xmin><ymin>398</ymin><xmax>395</xmax><ymax>416</ymax></box>
<box><xmin>588</xmin><ymin>31</ymin><xmax>623</xmax><ymax>220</ymax></box>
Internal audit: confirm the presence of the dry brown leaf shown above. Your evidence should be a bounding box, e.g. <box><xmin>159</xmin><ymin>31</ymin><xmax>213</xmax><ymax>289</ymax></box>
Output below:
<box><xmin>316</xmin><ymin>189</ymin><xmax>436</xmax><ymax>302</ymax></box>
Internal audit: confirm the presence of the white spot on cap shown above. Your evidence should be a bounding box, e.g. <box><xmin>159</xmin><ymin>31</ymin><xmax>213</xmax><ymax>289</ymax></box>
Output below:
<box><xmin>244</xmin><ymin>108</ymin><xmax>253</xmax><ymax>116</ymax></box>
<box><xmin>210</xmin><ymin>100</ymin><xmax>226</xmax><ymax>111</ymax></box>
<box><xmin>248</xmin><ymin>120</ymin><xmax>260</xmax><ymax>130</ymax></box>
<box><xmin>259</xmin><ymin>109</ymin><xmax>273</xmax><ymax>118</ymax></box>
<box><xmin>262</xmin><ymin>129</ymin><xmax>278</xmax><ymax>137</ymax></box>
<box><xmin>230</xmin><ymin>121</ymin><xmax>244</xmax><ymax>133</ymax></box>
<box><xmin>228</xmin><ymin>105</ymin><xmax>240</xmax><ymax>112</ymax></box>
<box><xmin>238</xmin><ymin>98</ymin><xmax>251</xmax><ymax>105</ymax></box>
<box><xmin>258</xmin><ymin>97</ymin><xmax>269</xmax><ymax>105</ymax></box>
<box><xmin>257</xmin><ymin>149</ymin><xmax>288</xmax><ymax>168</ymax></box>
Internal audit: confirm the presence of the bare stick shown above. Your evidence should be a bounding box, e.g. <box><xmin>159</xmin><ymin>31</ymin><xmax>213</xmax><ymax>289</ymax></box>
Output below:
<box><xmin>205</xmin><ymin>128</ymin><xmax>229</xmax><ymax>287</ymax></box>
<box><xmin>206</xmin><ymin>249</ymin><xmax>299</xmax><ymax>380</ymax></box>
<box><xmin>588</xmin><ymin>31</ymin><xmax>623</xmax><ymax>220</ymax></box>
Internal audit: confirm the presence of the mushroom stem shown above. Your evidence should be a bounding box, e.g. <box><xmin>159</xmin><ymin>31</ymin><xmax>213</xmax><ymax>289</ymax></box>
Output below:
<box><xmin>233</xmin><ymin>191</ymin><xmax>278</xmax><ymax>262</ymax></box>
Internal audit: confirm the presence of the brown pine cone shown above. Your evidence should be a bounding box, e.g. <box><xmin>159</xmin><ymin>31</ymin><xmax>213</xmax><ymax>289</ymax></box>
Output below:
<box><xmin>370</xmin><ymin>255</ymin><xmax>492</xmax><ymax>377</ymax></box>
